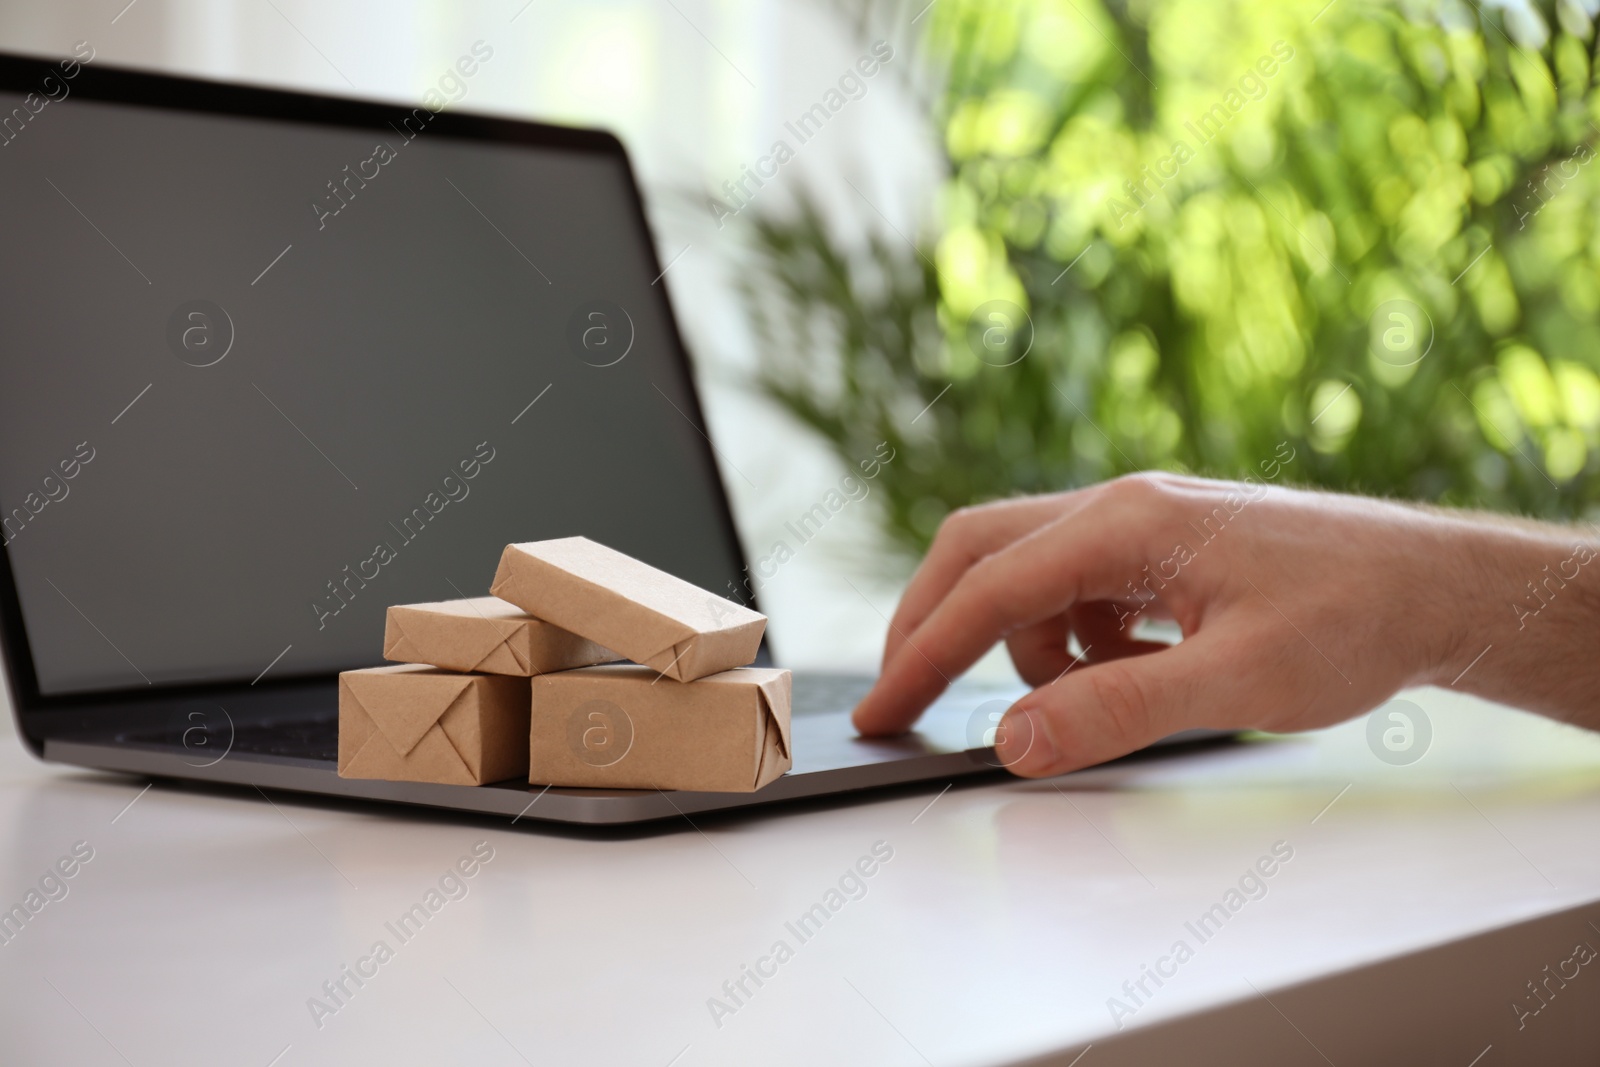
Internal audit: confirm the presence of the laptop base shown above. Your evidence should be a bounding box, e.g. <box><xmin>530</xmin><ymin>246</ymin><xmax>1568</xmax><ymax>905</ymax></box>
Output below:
<box><xmin>41</xmin><ymin>672</ymin><xmax>1229</xmax><ymax>827</ymax></box>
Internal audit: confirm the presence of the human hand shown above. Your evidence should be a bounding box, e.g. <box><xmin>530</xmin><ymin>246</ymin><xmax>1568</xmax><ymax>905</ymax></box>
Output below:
<box><xmin>851</xmin><ymin>473</ymin><xmax>1600</xmax><ymax>776</ymax></box>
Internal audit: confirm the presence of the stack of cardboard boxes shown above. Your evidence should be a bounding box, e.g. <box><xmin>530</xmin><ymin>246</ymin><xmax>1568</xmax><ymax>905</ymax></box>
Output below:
<box><xmin>337</xmin><ymin>537</ymin><xmax>792</xmax><ymax>793</ymax></box>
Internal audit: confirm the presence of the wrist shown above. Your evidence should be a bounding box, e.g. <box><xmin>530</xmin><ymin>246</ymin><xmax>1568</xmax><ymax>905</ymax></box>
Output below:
<box><xmin>1409</xmin><ymin>515</ymin><xmax>1503</xmax><ymax>689</ymax></box>
<box><xmin>1423</xmin><ymin>515</ymin><xmax>1600</xmax><ymax>711</ymax></box>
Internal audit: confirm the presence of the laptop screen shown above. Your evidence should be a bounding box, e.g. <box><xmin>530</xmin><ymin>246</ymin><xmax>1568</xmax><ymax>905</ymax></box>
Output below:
<box><xmin>0</xmin><ymin>74</ymin><xmax>749</xmax><ymax>696</ymax></box>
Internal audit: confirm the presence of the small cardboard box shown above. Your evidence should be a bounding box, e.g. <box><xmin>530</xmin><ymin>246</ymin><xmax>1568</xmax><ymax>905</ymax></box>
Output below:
<box><xmin>383</xmin><ymin>596</ymin><xmax>620</xmax><ymax>676</ymax></box>
<box><xmin>491</xmin><ymin>537</ymin><xmax>765</xmax><ymax>682</ymax></box>
<box><xmin>339</xmin><ymin>664</ymin><xmax>530</xmax><ymax>786</ymax></box>
<box><xmin>529</xmin><ymin>665</ymin><xmax>792</xmax><ymax>792</ymax></box>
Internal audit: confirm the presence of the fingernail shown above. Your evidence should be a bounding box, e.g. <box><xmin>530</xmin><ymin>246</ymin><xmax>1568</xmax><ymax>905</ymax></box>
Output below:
<box><xmin>996</xmin><ymin>707</ymin><xmax>1057</xmax><ymax>774</ymax></box>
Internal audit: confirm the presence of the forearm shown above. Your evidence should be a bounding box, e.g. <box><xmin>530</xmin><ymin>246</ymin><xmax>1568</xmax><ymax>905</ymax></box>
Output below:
<box><xmin>1426</xmin><ymin>514</ymin><xmax>1600</xmax><ymax>726</ymax></box>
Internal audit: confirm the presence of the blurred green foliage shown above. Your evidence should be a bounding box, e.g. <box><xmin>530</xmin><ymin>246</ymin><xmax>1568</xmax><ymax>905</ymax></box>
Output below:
<box><xmin>739</xmin><ymin>0</ymin><xmax>1600</xmax><ymax>560</ymax></box>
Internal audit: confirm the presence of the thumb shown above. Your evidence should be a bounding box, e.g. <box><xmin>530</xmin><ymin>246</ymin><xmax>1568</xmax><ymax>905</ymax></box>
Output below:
<box><xmin>993</xmin><ymin>635</ymin><xmax>1232</xmax><ymax>777</ymax></box>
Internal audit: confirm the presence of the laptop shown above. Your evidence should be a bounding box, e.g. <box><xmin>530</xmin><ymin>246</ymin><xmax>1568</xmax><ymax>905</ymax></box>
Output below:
<box><xmin>0</xmin><ymin>52</ymin><xmax>1213</xmax><ymax>826</ymax></box>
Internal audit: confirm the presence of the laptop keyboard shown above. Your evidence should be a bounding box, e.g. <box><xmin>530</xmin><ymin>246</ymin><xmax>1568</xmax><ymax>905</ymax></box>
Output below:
<box><xmin>790</xmin><ymin>672</ymin><xmax>873</xmax><ymax>716</ymax></box>
<box><xmin>117</xmin><ymin>717</ymin><xmax>340</xmax><ymax>762</ymax></box>
<box><xmin>225</xmin><ymin>718</ymin><xmax>340</xmax><ymax>761</ymax></box>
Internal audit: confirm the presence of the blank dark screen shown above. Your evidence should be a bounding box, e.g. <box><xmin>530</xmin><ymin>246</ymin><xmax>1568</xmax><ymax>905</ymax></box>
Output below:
<box><xmin>0</xmin><ymin>88</ymin><xmax>746</xmax><ymax>695</ymax></box>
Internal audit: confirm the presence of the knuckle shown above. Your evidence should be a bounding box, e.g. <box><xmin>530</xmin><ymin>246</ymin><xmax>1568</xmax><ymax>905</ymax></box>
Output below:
<box><xmin>1099</xmin><ymin>474</ymin><xmax>1181</xmax><ymax>536</ymax></box>
<box><xmin>936</xmin><ymin>504</ymin><xmax>983</xmax><ymax>540</ymax></box>
<box><xmin>931</xmin><ymin>502</ymin><xmax>1003</xmax><ymax>566</ymax></box>
<box><xmin>1108</xmin><ymin>471</ymin><xmax>1173</xmax><ymax>506</ymax></box>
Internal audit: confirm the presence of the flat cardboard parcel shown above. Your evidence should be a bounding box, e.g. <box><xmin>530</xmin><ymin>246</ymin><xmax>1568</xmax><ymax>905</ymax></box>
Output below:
<box><xmin>384</xmin><ymin>595</ymin><xmax>619</xmax><ymax>676</ymax></box>
<box><xmin>529</xmin><ymin>665</ymin><xmax>791</xmax><ymax>792</ymax></box>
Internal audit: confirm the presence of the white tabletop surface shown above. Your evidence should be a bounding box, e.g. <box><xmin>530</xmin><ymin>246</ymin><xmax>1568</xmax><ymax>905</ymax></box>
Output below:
<box><xmin>3</xmin><ymin>684</ymin><xmax>1599</xmax><ymax>1066</ymax></box>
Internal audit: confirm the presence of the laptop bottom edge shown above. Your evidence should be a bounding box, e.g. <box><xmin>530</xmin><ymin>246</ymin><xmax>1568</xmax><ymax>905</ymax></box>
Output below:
<box><xmin>40</xmin><ymin>737</ymin><xmax>1006</xmax><ymax>827</ymax></box>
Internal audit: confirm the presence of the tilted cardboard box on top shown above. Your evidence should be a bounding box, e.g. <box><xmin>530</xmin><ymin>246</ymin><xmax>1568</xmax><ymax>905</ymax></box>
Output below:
<box><xmin>529</xmin><ymin>664</ymin><xmax>791</xmax><ymax>792</ymax></box>
<box><xmin>490</xmin><ymin>537</ymin><xmax>764</xmax><ymax>682</ymax></box>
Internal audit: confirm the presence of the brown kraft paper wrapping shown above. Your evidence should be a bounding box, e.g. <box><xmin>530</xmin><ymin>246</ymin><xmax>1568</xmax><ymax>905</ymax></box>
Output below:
<box><xmin>339</xmin><ymin>664</ymin><xmax>530</xmax><ymax>786</ymax></box>
<box><xmin>383</xmin><ymin>596</ymin><xmax>620</xmax><ymax>676</ymax></box>
<box><xmin>529</xmin><ymin>665</ymin><xmax>791</xmax><ymax>792</ymax></box>
<box><xmin>490</xmin><ymin>537</ymin><xmax>764</xmax><ymax>682</ymax></box>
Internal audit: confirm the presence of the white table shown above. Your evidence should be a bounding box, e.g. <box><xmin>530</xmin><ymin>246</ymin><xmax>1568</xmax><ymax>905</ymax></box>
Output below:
<box><xmin>3</xmin><ymin>686</ymin><xmax>1599</xmax><ymax>1065</ymax></box>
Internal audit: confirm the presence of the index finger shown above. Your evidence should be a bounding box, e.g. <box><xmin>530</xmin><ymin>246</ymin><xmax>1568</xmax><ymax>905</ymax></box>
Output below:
<box><xmin>853</xmin><ymin>481</ymin><xmax>1166</xmax><ymax>735</ymax></box>
<box><xmin>880</xmin><ymin>490</ymin><xmax>1084</xmax><ymax>670</ymax></box>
